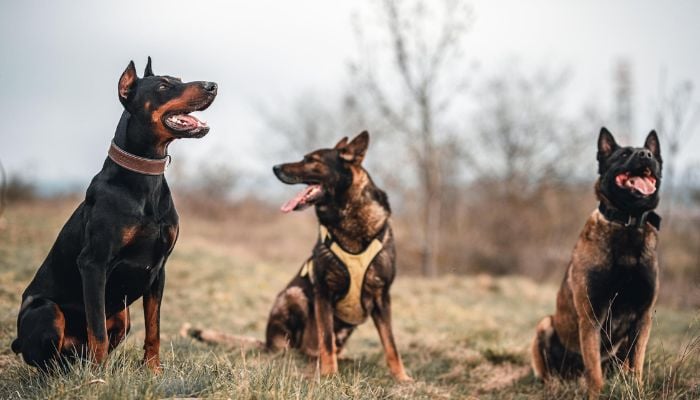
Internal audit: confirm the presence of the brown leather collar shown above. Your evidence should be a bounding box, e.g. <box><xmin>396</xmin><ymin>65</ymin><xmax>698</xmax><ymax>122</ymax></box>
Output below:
<box><xmin>107</xmin><ymin>141</ymin><xmax>171</xmax><ymax>175</ymax></box>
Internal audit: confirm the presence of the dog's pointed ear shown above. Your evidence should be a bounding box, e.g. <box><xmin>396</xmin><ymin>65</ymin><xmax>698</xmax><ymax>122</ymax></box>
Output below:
<box><xmin>339</xmin><ymin>131</ymin><xmax>370</xmax><ymax>163</ymax></box>
<box><xmin>144</xmin><ymin>56</ymin><xmax>154</xmax><ymax>77</ymax></box>
<box><xmin>597</xmin><ymin>127</ymin><xmax>618</xmax><ymax>159</ymax></box>
<box><xmin>118</xmin><ymin>61</ymin><xmax>138</xmax><ymax>105</ymax></box>
<box><xmin>644</xmin><ymin>130</ymin><xmax>661</xmax><ymax>160</ymax></box>
<box><xmin>334</xmin><ymin>136</ymin><xmax>349</xmax><ymax>149</ymax></box>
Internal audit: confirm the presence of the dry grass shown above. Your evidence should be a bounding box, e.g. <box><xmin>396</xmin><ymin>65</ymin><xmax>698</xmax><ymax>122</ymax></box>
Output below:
<box><xmin>0</xmin><ymin>198</ymin><xmax>698</xmax><ymax>399</ymax></box>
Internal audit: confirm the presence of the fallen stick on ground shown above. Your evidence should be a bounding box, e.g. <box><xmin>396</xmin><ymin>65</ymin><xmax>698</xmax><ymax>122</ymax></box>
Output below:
<box><xmin>180</xmin><ymin>323</ymin><xmax>264</xmax><ymax>350</ymax></box>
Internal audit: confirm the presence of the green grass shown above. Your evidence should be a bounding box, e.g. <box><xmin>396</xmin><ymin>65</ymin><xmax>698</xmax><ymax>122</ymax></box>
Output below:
<box><xmin>0</xmin><ymin>200</ymin><xmax>698</xmax><ymax>399</ymax></box>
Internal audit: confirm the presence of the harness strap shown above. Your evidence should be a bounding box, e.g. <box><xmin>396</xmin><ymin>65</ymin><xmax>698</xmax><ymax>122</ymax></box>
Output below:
<box><xmin>300</xmin><ymin>224</ymin><xmax>387</xmax><ymax>325</ymax></box>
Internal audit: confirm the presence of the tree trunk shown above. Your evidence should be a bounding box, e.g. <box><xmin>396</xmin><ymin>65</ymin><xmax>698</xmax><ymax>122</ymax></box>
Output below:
<box><xmin>421</xmin><ymin>190</ymin><xmax>441</xmax><ymax>277</ymax></box>
<box><xmin>420</xmin><ymin>158</ymin><xmax>441</xmax><ymax>278</ymax></box>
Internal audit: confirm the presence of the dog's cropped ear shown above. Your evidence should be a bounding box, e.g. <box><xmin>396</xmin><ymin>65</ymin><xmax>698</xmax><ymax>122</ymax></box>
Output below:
<box><xmin>118</xmin><ymin>61</ymin><xmax>138</xmax><ymax>105</ymax></box>
<box><xmin>644</xmin><ymin>130</ymin><xmax>661</xmax><ymax>161</ymax></box>
<box><xmin>597</xmin><ymin>127</ymin><xmax>618</xmax><ymax>160</ymax></box>
<box><xmin>144</xmin><ymin>56</ymin><xmax>154</xmax><ymax>77</ymax></box>
<box><xmin>334</xmin><ymin>136</ymin><xmax>349</xmax><ymax>149</ymax></box>
<box><xmin>340</xmin><ymin>131</ymin><xmax>369</xmax><ymax>164</ymax></box>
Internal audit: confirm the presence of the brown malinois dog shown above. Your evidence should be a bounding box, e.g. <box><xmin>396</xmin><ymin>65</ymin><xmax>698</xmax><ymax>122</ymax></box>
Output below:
<box><xmin>184</xmin><ymin>131</ymin><xmax>411</xmax><ymax>381</ymax></box>
<box><xmin>268</xmin><ymin>131</ymin><xmax>411</xmax><ymax>381</ymax></box>
<box><xmin>531</xmin><ymin>127</ymin><xmax>662</xmax><ymax>398</ymax></box>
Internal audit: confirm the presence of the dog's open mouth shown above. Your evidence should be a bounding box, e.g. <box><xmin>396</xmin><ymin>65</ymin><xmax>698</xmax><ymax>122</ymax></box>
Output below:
<box><xmin>615</xmin><ymin>168</ymin><xmax>657</xmax><ymax>196</ymax></box>
<box><xmin>164</xmin><ymin>111</ymin><xmax>209</xmax><ymax>135</ymax></box>
<box><xmin>163</xmin><ymin>93</ymin><xmax>215</xmax><ymax>137</ymax></box>
<box><xmin>281</xmin><ymin>184</ymin><xmax>324</xmax><ymax>213</ymax></box>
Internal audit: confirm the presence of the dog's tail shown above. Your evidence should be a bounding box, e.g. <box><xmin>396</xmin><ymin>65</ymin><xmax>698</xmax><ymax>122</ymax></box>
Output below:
<box><xmin>180</xmin><ymin>323</ymin><xmax>264</xmax><ymax>350</ymax></box>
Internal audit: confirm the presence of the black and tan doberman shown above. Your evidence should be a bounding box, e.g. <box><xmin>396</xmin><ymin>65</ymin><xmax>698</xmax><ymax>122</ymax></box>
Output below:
<box><xmin>12</xmin><ymin>58</ymin><xmax>217</xmax><ymax>371</ymax></box>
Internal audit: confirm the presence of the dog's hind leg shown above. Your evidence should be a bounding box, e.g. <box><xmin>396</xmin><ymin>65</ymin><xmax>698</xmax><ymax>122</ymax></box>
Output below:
<box><xmin>265</xmin><ymin>286</ymin><xmax>310</xmax><ymax>352</ymax></box>
<box><xmin>531</xmin><ymin>316</ymin><xmax>554</xmax><ymax>379</ymax></box>
<box><xmin>532</xmin><ymin>315</ymin><xmax>585</xmax><ymax>380</ymax></box>
<box><xmin>15</xmin><ymin>300</ymin><xmax>66</xmax><ymax>371</ymax></box>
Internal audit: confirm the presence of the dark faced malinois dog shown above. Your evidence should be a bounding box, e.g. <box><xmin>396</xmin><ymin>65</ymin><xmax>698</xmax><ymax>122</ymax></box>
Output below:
<box><xmin>267</xmin><ymin>131</ymin><xmax>411</xmax><ymax>381</ymax></box>
<box><xmin>12</xmin><ymin>58</ymin><xmax>217</xmax><ymax>371</ymax></box>
<box><xmin>531</xmin><ymin>128</ymin><xmax>662</xmax><ymax>398</ymax></box>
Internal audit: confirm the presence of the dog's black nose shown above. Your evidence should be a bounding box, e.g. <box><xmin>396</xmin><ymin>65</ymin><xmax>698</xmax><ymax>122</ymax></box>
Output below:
<box><xmin>203</xmin><ymin>82</ymin><xmax>218</xmax><ymax>93</ymax></box>
<box><xmin>273</xmin><ymin>165</ymin><xmax>282</xmax><ymax>175</ymax></box>
<box><xmin>639</xmin><ymin>149</ymin><xmax>653</xmax><ymax>159</ymax></box>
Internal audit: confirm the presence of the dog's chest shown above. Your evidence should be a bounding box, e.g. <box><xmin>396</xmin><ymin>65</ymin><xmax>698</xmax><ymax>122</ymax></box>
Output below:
<box><xmin>586</xmin><ymin>238</ymin><xmax>657</xmax><ymax>334</ymax></box>
<box><xmin>609</xmin><ymin>227</ymin><xmax>656</xmax><ymax>265</ymax></box>
<box><xmin>105</xmin><ymin>219</ymin><xmax>177</xmax><ymax>308</ymax></box>
<box><xmin>586</xmin><ymin>264</ymin><xmax>656</xmax><ymax>353</ymax></box>
<box><xmin>315</xmin><ymin>243</ymin><xmax>390</xmax><ymax>316</ymax></box>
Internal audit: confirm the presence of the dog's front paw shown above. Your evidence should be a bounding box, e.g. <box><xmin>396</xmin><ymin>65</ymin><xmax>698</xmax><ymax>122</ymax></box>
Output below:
<box><xmin>394</xmin><ymin>373</ymin><xmax>413</xmax><ymax>383</ymax></box>
<box><xmin>320</xmin><ymin>364</ymin><xmax>338</xmax><ymax>376</ymax></box>
<box><xmin>143</xmin><ymin>356</ymin><xmax>162</xmax><ymax>374</ymax></box>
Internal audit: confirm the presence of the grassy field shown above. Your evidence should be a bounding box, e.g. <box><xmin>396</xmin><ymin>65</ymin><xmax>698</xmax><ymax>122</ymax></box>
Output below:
<box><xmin>0</xmin><ymin>198</ymin><xmax>698</xmax><ymax>399</ymax></box>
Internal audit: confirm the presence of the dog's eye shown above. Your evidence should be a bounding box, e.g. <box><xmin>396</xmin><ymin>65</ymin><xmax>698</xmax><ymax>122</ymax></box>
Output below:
<box><xmin>622</xmin><ymin>150</ymin><xmax>632</xmax><ymax>157</ymax></box>
<box><xmin>158</xmin><ymin>83</ymin><xmax>169</xmax><ymax>91</ymax></box>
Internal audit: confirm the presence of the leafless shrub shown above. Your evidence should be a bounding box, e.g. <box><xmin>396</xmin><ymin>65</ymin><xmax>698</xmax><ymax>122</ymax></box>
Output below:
<box><xmin>4</xmin><ymin>174</ymin><xmax>38</xmax><ymax>204</ymax></box>
<box><xmin>170</xmin><ymin>158</ymin><xmax>239</xmax><ymax>219</ymax></box>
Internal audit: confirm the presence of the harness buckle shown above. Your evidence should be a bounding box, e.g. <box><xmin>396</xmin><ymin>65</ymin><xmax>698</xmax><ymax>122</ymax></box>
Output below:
<box><xmin>623</xmin><ymin>214</ymin><xmax>633</xmax><ymax>227</ymax></box>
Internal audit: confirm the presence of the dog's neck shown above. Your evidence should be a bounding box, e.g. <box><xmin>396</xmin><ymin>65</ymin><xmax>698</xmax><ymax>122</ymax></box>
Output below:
<box><xmin>594</xmin><ymin>179</ymin><xmax>661</xmax><ymax>230</ymax></box>
<box><xmin>113</xmin><ymin>111</ymin><xmax>171</xmax><ymax>159</ymax></box>
<box><xmin>594</xmin><ymin>179</ymin><xmax>652</xmax><ymax>216</ymax></box>
<box><xmin>316</xmin><ymin>167</ymin><xmax>390</xmax><ymax>253</ymax></box>
<box><xmin>105</xmin><ymin>111</ymin><xmax>169</xmax><ymax>198</ymax></box>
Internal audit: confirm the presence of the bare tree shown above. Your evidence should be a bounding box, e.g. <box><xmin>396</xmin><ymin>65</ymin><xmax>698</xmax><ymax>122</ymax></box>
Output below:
<box><xmin>258</xmin><ymin>92</ymin><xmax>343</xmax><ymax>154</ymax></box>
<box><xmin>472</xmin><ymin>65</ymin><xmax>590</xmax><ymax>197</ymax></box>
<box><xmin>350</xmin><ymin>0</ymin><xmax>474</xmax><ymax>277</ymax></box>
<box><xmin>654</xmin><ymin>71</ymin><xmax>700</xmax><ymax>221</ymax></box>
<box><xmin>614</xmin><ymin>60</ymin><xmax>635</xmax><ymax>144</ymax></box>
<box><xmin>686</xmin><ymin>164</ymin><xmax>700</xmax><ymax>207</ymax></box>
<box><xmin>0</xmin><ymin>159</ymin><xmax>6</xmax><ymax>218</ymax></box>
<box><xmin>170</xmin><ymin>157</ymin><xmax>238</xmax><ymax>201</ymax></box>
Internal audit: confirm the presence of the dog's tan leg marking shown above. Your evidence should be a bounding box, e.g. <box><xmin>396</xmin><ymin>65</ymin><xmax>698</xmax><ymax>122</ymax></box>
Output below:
<box><xmin>52</xmin><ymin>304</ymin><xmax>66</xmax><ymax>355</ymax></box>
<box><xmin>578</xmin><ymin>315</ymin><xmax>603</xmax><ymax>399</ymax></box>
<box><xmin>629</xmin><ymin>310</ymin><xmax>653</xmax><ymax>385</ymax></box>
<box><xmin>571</xmin><ymin>266</ymin><xmax>604</xmax><ymax>399</ymax></box>
<box><xmin>314</xmin><ymin>292</ymin><xmax>337</xmax><ymax>375</ymax></box>
<box><xmin>86</xmin><ymin>329</ymin><xmax>109</xmax><ymax>364</ymax></box>
<box><xmin>143</xmin><ymin>294</ymin><xmax>161</xmax><ymax>373</ymax></box>
<box><xmin>106</xmin><ymin>307</ymin><xmax>130</xmax><ymax>350</ymax></box>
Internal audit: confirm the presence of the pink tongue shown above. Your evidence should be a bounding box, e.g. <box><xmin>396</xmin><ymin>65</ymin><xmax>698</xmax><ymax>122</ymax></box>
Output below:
<box><xmin>280</xmin><ymin>186</ymin><xmax>315</xmax><ymax>213</ymax></box>
<box><xmin>179</xmin><ymin>115</ymin><xmax>202</xmax><ymax>128</ymax></box>
<box><xmin>628</xmin><ymin>176</ymin><xmax>656</xmax><ymax>195</ymax></box>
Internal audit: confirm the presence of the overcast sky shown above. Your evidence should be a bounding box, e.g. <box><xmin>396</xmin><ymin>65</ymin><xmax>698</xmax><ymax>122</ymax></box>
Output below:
<box><xmin>1</xmin><ymin>0</ymin><xmax>699</xmax><ymax>193</ymax></box>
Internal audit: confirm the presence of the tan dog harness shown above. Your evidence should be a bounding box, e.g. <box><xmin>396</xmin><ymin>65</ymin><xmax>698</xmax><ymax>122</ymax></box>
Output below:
<box><xmin>300</xmin><ymin>225</ymin><xmax>384</xmax><ymax>325</ymax></box>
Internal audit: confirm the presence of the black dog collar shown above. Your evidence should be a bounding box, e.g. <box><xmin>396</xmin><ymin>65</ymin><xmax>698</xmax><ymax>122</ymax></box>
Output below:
<box><xmin>108</xmin><ymin>141</ymin><xmax>171</xmax><ymax>175</ymax></box>
<box><xmin>598</xmin><ymin>203</ymin><xmax>661</xmax><ymax>231</ymax></box>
